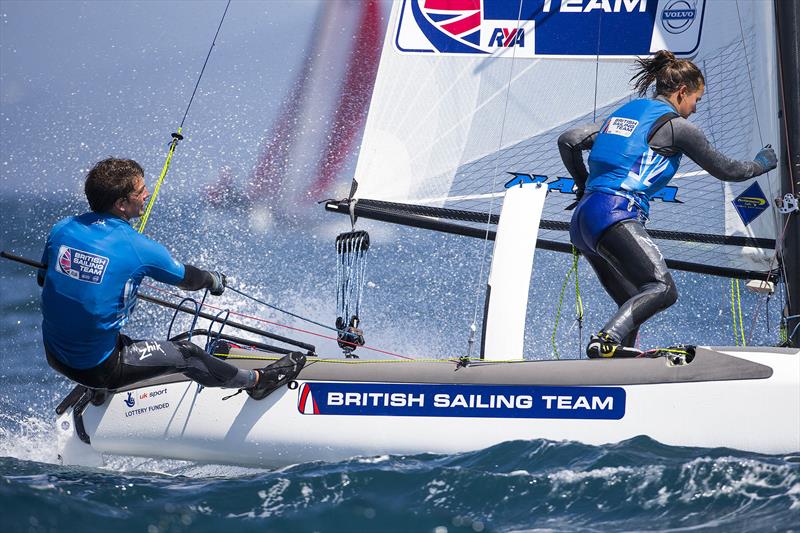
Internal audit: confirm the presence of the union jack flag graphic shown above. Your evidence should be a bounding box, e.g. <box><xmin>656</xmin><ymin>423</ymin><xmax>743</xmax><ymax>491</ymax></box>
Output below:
<box><xmin>410</xmin><ymin>0</ymin><xmax>485</xmax><ymax>53</ymax></box>
<box><xmin>424</xmin><ymin>0</ymin><xmax>481</xmax><ymax>40</ymax></box>
<box><xmin>58</xmin><ymin>246</ymin><xmax>73</xmax><ymax>276</ymax></box>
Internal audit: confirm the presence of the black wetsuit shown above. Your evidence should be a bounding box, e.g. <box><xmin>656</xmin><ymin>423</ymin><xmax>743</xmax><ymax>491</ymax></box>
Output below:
<box><xmin>558</xmin><ymin>96</ymin><xmax>769</xmax><ymax>346</ymax></box>
<box><xmin>45</xmin><ymin>335</ymin><xmax>254</xmax><ymax>391</ymax></box>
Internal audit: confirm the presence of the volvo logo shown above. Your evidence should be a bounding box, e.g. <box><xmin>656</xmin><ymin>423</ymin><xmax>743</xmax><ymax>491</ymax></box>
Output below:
<box><xmin>661</xmin><ymin>0</ymin><xmax>697</xmax><ymax>34</ymax></box>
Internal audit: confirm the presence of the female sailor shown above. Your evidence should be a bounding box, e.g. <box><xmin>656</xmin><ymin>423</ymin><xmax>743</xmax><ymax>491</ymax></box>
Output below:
<box><xmin>558</xmin><ymin>50</ymin><xmax>777</xmax><ymax>358</ymax></box>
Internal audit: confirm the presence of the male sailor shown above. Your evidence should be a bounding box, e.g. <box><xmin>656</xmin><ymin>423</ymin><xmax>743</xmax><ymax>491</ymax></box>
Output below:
<box><xmin>558</xmin><ymin>50</ymin><xmax>777</xmax><ymax>358</ymax></box>
<box><xmin>39</xmin><ymin>157</ymin><xmax>304</xmax><ymax>399</ymax></box>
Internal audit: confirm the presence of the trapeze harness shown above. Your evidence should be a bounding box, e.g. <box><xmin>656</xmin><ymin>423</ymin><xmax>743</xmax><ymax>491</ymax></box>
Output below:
<box><xmin>39</xmin><ymin>212</ymin><xmax>256</xmax><ymax>390</ymax></box>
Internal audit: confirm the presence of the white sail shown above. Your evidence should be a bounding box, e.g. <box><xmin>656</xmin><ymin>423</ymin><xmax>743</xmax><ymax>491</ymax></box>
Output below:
<box><xmin>352</xmin><ymin>0</ymin><xmax>781</xmax><ymax>277</ymax></box>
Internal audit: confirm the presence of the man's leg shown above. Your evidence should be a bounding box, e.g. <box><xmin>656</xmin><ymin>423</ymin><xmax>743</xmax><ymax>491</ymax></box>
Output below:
<box><xmin>109</xmin><ymin>336</ymin><xmax>257</xmax><ymax>391</ymax></box>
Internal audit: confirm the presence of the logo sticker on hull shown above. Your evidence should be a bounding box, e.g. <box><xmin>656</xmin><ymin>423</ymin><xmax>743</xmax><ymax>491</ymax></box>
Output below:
<box><xmin>298</xmin><ymin>382</ymin><xmax>626</xmax><ymax>420</ymax></box>
<box><xmin>121</xmin><ymin>387</ymin><xmax>170</xmax><ymax>418</ymax></box>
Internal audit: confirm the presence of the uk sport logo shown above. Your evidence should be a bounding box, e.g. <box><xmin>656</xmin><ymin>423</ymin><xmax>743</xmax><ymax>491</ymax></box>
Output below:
<box><xmin>394</xmin><ymin>0</ymin><xmax>706</xmax><ymax>57</ymax></box>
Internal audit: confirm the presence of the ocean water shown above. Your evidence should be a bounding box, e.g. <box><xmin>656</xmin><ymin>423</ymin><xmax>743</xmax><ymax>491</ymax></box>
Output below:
<box><xmin>1</xmin><ymin>195</ymin><xmax>798</xmax><ymax>532</ymax></box>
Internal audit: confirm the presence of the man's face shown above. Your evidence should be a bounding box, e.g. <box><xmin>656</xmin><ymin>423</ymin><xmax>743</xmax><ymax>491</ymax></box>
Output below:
<box><xmin>122</xmin><ymin>176</ymin><xmax>149</xmax><ymax>219</ymax></box>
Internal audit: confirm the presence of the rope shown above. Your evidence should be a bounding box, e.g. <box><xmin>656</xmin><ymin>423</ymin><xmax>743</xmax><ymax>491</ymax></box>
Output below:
<box><xmin>592</xmin><ymin>11</ymin><xmax>603</xmax><ymax>122</ymax></box>
<box><xmin>136</xmin><ymin>0</ymin><xmax>232</xmax><ymax>234</ymax></box>
<box><xmin>335</xmin><ymin>232</ymin><xmax>369</xmax><ymax>329</ymax></box>
<box><xmin>466</xmin><ymin>0</ymin><xmax>525</xmax><ymax>357</ymax></box>
<box><xmin>730</xmin><ymin>278</ymin><xmax>746</xmax><ymax>346</ymax></box>
<box><xmin>574</xmin><ymin>249</ymin><xmax>584</xmax><ymax>351</ymax></box>
<box><xmin>734</xmin><ymin>1</ymin><xmax>794</xmax><ymax>346</ymax></box>
<box><xmin>142</xmin><ymin>283</ymin><xmax>416</xmax><ymax>360</ymax></box>
<box><xmin>550</xmin><ymin>10</ymin><xmax>597</xmax><ymax>361</ymax></box>
<box><xmin>137</xmin><ymin>131</ymin><xmax>182</xmax><ymax>233</ymax></box>
<box><xmin>226</xmin><ymin>285</ymin><xmax>337</xmax><ymax>332</ymax></box>
<box><xmin>216</xmin><ymin>353</ymin><xmax>574</xmax><ymax>365</ymax></box>
<box><xmin>551</xmin><ymin>246</ymin><xmax>583</xmax><ymax>359</ymax></box>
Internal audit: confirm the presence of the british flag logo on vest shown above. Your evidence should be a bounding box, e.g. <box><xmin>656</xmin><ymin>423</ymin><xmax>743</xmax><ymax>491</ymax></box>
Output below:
<box><xmin>56</xmin><ymin>245</ymin><xmax>109</xmax><ymax>284</ymax></box>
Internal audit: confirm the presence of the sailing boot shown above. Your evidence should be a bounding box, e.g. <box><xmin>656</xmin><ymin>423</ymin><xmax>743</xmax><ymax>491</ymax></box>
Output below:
<box><xmin>586</xmin><ymin>332</ymin><xmax>643</xmax><ymax>359</ymax></box>
<box><xmin>247</xmin><ymin>351</ymin><xmax>307</xmax><ymax>400</ymax></box>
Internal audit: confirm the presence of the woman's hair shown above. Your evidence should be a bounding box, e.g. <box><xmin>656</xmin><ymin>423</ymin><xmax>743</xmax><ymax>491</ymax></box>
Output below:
<box><xmin>84</xmin><ymin>158</ymin><xmax>144</xmax><ymax>213</ymax></box>
<box><xmin>630</xmin><ymin>49</ymin><xmax>705</xmax><ymax>97</ymax></box>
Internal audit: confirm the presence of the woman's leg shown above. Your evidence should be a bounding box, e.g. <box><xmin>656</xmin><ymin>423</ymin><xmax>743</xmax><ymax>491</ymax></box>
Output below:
<box><xmin>581</xmin><ymin>251</ymin><xmax>641</xmax><ymax>347</ymax></box>
<box><xmin>594</xmin><ymin>220</ymin><xmax>678</xmax><ymax>343</ymax></box>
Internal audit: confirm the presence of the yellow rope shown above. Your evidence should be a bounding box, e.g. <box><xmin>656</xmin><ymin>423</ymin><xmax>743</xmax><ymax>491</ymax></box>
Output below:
<box><xmin>136</xmin><ymin>128</ymin><xmax>183</xmax><ymax>234</ymax></box>
<box><xmin>730</xmin><ymin>279</ymin><xmax>737</xmax><ymax>345</ymax></box>
<box><xmin>736</xmin><ymin>279</ymin><xmax>746</xmax><ymax>347</ymax></box>
<box><xmin>730</xmin><ymin>279</ymin><xmax>746</xmax><ymax>346</ymax></box>
<box><xmin>652</xmin><ymin>348</ymin><xmax>691</xmax><ymax>355</ymax></box>
<box><xmin>552</xmin><ymin>246</ymin><xmax>582</xmax><ymax>360</ymax></box>
<box><xmin>573</xmin><ymin>247</ymin><xmax>584</xmax><ymax>338</ymax></box>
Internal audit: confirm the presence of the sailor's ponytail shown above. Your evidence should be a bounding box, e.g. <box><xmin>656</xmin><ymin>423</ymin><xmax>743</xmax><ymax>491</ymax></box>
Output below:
<box><xmin>630</xmin><ymin>49</ymin><xmax>704</xmax><ymax>97</ymax></box>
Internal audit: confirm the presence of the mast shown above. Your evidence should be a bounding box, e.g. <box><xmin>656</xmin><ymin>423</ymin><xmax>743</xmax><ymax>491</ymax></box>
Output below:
<box><xmin>776</xmin><ymin>0</ymin><xmax>800</xmax><ymax>347</ymax></box>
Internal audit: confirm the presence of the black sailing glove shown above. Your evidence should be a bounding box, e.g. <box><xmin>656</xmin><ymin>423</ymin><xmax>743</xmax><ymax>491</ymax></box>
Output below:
<box><xmin>753</xmin><ymin>144</ymin><xmax>777</xmax><ymax>174</ymax></box>
<box><xmin>208</xmin><ymin>271</ymin><xmax>227</xmax><ymax>296</ymax></box>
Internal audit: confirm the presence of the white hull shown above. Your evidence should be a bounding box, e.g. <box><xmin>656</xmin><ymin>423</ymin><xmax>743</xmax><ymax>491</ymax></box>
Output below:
<box><xmin>57</xmin><ymin>347</ymin><xmax>800</xmax><ymax>468</ymax></box>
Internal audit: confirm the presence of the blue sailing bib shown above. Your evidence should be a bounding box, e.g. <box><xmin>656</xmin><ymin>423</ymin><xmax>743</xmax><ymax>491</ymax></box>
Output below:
<box><xmin>570</xmin><ymin>191</ymin><xmax>642</xmax><ymax>254</ymax></box>
<box><xmin>587</xmin><ymin>99</ymin><xmax>681</xmax><ymax>215</ymax></box>
<box><xmin>40</xmin><ymin>213</ymin><xmax>185</xmax><ymax>369</ymax></box>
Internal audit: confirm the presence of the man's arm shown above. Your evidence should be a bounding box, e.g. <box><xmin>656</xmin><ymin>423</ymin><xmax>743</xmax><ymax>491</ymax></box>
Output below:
<box><xmin>135</xmin><ymin>235</ymin><xmax>225</xmax><ymax>295</ymax></box>
<box><xmin>37</xmin><ymin>234</ymin><xmax>52</xmax><ymax>287</ymax></box>
<box><xmin>179</xmin><ymin>264</ymin><xmax>225</xmax><ymax>295</ymax></box>
<box><xmin>557</xmin><ymin>124</ymin><xmax>599</xmax><ymax>193</ymax></box>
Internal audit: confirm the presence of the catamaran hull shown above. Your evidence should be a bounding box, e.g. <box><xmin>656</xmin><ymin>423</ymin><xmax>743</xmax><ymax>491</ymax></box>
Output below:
<box><xmin>57</xmin><ymin>347</ymin><xmax>800</xmax><ymax>468</ymax></box>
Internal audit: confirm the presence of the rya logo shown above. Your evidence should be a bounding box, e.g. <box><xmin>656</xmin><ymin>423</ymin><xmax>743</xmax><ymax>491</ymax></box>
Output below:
<box><xmin>489</xmin><ymin>27</ymin><xmax>525</xmax><ymax>48</ymax></box>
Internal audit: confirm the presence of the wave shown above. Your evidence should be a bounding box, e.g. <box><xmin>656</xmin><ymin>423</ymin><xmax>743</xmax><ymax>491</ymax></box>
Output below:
<box><xmin>2</xmin><ymin>437</ymin><xmax>798</xmax><ymax>532</ymax></box>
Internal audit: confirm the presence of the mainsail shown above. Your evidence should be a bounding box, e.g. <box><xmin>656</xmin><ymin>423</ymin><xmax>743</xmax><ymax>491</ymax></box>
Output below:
<box><xmin>344</xmin><ymin>0</ymin><xmax>782</xmax><ymax>280</ymax></box>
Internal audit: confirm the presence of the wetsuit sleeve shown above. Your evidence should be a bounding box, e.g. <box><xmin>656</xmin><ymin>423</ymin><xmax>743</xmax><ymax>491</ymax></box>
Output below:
<box><xmin>178</xmin><ymin>264</ymin><xmax>216</xmax><ymax>291</ymax></box>
<box><xmin>558</xmin><ymin>124</ymin><xmax>600</xmax><ymax>191</ymax></box>
<box><xmin>649</xmin><ymin>118</ymin><xmax>764</xmax><ymax>181</ymax></box>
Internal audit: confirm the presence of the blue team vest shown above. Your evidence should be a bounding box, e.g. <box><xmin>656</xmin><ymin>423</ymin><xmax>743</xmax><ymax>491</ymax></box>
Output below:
<box><xmin>40</xmin><ymin>213</ymin><xmax>185</xmax><ymax>369</ymax></box>
<box><xmin>587</xmin><ymin>99</ymin><xmax>682</xmax><ymax>216</ymax></box>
